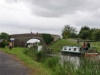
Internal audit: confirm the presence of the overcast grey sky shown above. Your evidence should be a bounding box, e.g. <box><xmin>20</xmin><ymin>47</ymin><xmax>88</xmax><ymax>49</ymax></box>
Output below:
<box><xmin>0</xmin><ymin>0</ymin><xmax>100</xmax><ymax>35</ymax></box>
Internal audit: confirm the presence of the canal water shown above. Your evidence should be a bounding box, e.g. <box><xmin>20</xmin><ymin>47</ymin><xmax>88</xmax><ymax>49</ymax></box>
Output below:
<box><xmin>59</xmin><ymin>54</ymin><xmax>80</xmax><ymax>67</ymax></box>
<box><xmin>59</xmin><ymin>54</ymin><xmax>100</xmax><ymax>67</ymax></box>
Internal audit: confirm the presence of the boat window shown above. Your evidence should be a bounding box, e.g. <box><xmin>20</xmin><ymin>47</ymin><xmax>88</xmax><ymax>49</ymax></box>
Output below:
<box><xmin>74</xmin><ymin>48</ymin><xmax>76</xmax><ymax>51</ymax></box>
<box><xmin>69</xmin><ymin>48</ymin><xmax>71</xmax><ymax>50</ymax></box>
<box><xmin>64</xmin><ymin>48</ymin><xmax>66</xmax><ymax>50</ymax></box>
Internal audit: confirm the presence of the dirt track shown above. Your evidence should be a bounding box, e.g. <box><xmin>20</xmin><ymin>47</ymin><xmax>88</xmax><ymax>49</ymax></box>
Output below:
<box><xmin>0</xmin><ymin>50</ymin><xmax>31</xmax><ymax>75</ymax></box>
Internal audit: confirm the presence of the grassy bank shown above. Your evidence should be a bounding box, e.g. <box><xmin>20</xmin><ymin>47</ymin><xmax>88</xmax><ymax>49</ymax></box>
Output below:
<box><xmin>22</xmin><ymin>47</ymin><xmax>100</xmax><ymax>75</ymax></box>
<box><xmin>0</xmin><ymin>38</ymin><xmax>100</xmax><ymax>75</ymax></box>
<box><xmin>49</xmin><ymin>38</ymin><xmax>100</xmax><ymax>53</ymax></box>
<box><xmin>49</xmin><ymin>39</ymin><xmax>78</xmax><ymax>53</ymax></box>
<box><xmin>0</xmin><ymin>47</ymin><xmax>52</xmax><ymax>75</ymax></box>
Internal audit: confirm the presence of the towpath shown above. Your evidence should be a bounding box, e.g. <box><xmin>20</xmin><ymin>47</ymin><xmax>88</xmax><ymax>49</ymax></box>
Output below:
<box><xmin>0</xmin><ymin>50</ymin><xmax>31</xmax><ymax>75</ymax></box>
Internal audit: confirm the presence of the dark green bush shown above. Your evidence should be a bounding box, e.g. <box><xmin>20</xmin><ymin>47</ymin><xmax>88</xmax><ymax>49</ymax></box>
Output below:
<box><xmin>23</xmin><ymin>48</ymin><xmax>29</xmax><ymax>55</ymax></box>
<box><xmin>45</xmin><ymin>56</ymin><xmax>59</xmax><ymax>68</ymax></box>
<box><xmin>4</xmin><ymin>40</ymin><xmax>9</xmax><ymax>46</ymax></box>
<box><xmin>35</xmin><ymin>50</ymin><xmax>46</xmax><ymax>62</ymax></box>
<box><xmin>42</xmin><ymin>34</ymin><xmax>54</xmax><ymax>45</ymax></box>
<box><xmin>53</xmin><ymin>57</ymin><xmax>100</xmax><ymax>75</ymax></box>
<box><xmin>0</xmin><ymin>41</ymin><xmax>6</xmax><ymax>48</ymax></box>
<box><xmin>23</xmin><ymin>47</ymin><xmax>46</xmax><ymax>62</ymax></box>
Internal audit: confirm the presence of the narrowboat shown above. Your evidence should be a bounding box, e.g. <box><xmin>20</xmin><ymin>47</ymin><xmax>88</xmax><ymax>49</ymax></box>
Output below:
<box><xmin>61</xmin><ymin>40</ymin><xmax>99</xmax><ymax>57</ymax></box>
<box><xmin>61</xmin><ymin>46</ymin><xmax>84</xmax><ymax>56</ymax></box>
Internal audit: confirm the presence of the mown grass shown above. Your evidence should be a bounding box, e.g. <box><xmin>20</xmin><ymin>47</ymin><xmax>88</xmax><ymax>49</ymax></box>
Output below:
<box><xmin>0</xmin><ymin>47</ymin><xmax>52</xmax><ymax>75</ymax></box>
<box><xmin>49</xmin><ymin>39</ymin><xmax>78</xmax><ymax>53</ymax></box>
<box><xmin>49</xmin><ymin>38</ymin><xmax>100</xmax><ymax>53</ymax></box>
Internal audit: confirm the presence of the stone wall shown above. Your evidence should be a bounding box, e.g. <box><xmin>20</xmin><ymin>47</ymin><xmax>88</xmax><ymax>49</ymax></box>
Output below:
<box><xmin>10</xmin><ymin>33</ymin><xmax>60</xmax><ymax>50</ymax></box>
<box><xmin>11</xmin><ymin>33</ymin><xmax>60</xmax><ymax>42</ymax></box>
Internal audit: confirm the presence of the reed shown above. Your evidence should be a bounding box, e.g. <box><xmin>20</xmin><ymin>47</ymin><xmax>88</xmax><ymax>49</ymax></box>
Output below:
<box><xmin>53</xmin><ymin>57</ymin><xmax>100</xmax><ymax>75</ymax></box>
<box><xmin>23</xmin><ymin>47</ymin><xmax>100</xmax><ymax>75</ymax></box>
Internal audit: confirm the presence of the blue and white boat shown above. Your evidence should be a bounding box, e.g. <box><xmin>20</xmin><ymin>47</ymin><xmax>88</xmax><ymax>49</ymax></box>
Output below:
<box><xmin>61</xmin><ymin>40</ymin><xmax>99</xmax><ymax>56</ymax></box>
<box><xmin>61</xmin><ymin>46</ymin><xmax>84</xmax><ymax>55</ymax></box>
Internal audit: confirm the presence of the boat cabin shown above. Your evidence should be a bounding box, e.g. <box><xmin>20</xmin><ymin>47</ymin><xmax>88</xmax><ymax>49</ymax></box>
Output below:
<box><xmin>61</xmin><ymin>46</ymin><xmax>83</xmax><ymax>55</ymax></box>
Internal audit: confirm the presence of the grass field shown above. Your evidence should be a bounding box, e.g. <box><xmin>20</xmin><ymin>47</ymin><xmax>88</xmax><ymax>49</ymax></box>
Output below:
<box><xmin>0</xmin><ymin>47</ymin><xmax>52</xmax><ymax>75</ymax></box>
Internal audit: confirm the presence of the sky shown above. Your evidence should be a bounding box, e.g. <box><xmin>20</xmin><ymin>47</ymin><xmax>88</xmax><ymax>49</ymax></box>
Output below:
<box><xmin>0</xmin><ymin>0</ymin><xmax>100</xmax><ymax>36</ymax></box>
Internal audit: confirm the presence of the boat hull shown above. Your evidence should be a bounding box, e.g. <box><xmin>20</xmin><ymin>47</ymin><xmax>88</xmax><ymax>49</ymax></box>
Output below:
<box><xmin>85</xmin><ymin>53</ymin><xmax>98</xmax><ymax>57</ymax></box>
<box><xmin>61</xmin><ymin>51</ymin><xmax>84</xmax><ymax>56</ymax></box>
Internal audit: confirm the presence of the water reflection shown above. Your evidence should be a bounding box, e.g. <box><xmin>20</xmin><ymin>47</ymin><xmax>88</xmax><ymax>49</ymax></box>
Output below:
<box><xmin>59</xmin><ymin>54</ymin><xmax>80</xmax><ymax>66</ymax></box>
<box><xmin>59</xmin><ymin>54</ymin><xmax>100</xmax><ymax>67</ymax></box>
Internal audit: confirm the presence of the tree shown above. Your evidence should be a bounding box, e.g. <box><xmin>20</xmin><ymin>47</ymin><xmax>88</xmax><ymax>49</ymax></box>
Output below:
<box><xmin>0</xmin><ymin>40</ymin><xmax>8</xmax><ymax>48</ymax></box>
<box><xmin>79</xmin><ymin>26</ymin><xmax>90</xmax><ymax>39</ymax></box>
<box><xmin>89</xmin><ymin>28</ymin><xmax>96</xmax><ymax>40</ymax></box>
<box><xmin>0</xmin><ymin>32</ymin><xmax>10</xmax><ymax>47</ymax></box>
<box><xmin>61</xmin><ymin>25</ymin><xmax>77</xmax><ymax>39</ymax></box>
<box><xmin>42</xmin><ymin>34</ymin><xmax>54</xmax><ymax>45</ymax></box>
<box><xmin>91</xmin><ymin>29</ymin><xmax>100</xmax><ymax>41</ymax></box>
<box><xmin>79</xmin><ymin>26</ymin><xmax>90</xmax><ymax>34</ymax></box>
<box><xmin>79</xmin><ymin>30</ymin><xmax>90</xmax><ymax>39</ymax></box>
<box><xmin>0</xmin><ymin>32</ymin><xmax>10</xmax><ymax>40</ymax></box>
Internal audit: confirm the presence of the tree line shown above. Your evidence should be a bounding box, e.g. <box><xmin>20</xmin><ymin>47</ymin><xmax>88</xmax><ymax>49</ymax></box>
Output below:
<box><xmin>62</xmin><ymin>25</ymin><xmax>100</xmax><ymax>41</ymax></box>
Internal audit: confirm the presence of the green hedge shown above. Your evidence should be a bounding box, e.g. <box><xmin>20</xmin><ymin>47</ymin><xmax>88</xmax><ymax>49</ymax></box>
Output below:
<box><xmin>42</xmin><ymin>34</ymin><xmax>54</xmax><ymax>45</ymax></box>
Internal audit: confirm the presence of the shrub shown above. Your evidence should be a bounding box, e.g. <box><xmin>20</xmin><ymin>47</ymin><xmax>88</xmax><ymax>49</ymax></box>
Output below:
<box><xmin>76</xmin><ymin>57</ymin><xmax>100</xmax><ymax>75</ymax></box>
<box><xmin>23</xmin><ymin>48</ymin><xmax>29</xmax><ymax>55</ymax></box>
<box><xmin>35</xmin><ymin>50</ymin><xmax>46</xmax><ymax>62</ymax></box>
<box><xmin>53</xmin><ymin>60</ymin><xmax>76</xmax><ymax>75</ymax></box>
<box><xmin>23</xmin><ymin>47</ymin><xmax>46</xmax><ymax>62</ymax></box>
<box><xmin>0</xmin><ymin>41</ymin><xmax>6</xmax><ymax>48</ymax></box>
<box><xmin>23</xmin><ymin>47</ymin><xmax>37</xmax><ymax>57</ymax></box>
<box><xmin>3</xmin><ymin>40</ymin><xmax>9</xmax><ymax>46</ymax></box>
<box><xmin>45</xmin><ymin>56</ymin><xmax>59</xmax><ymax>68</ymax></box>
<box><xmin>53</xmin><ymin>57</ymin><xmax>100</xmax><ymax>75</ymax></box>
<box><xmin>28</xmin><ymin>47</ymin><xmax>38</xmax><ymax>58</ymax></box>
<box><xmin>42</xmin><ymin>34</ymin><xmax>54</xmax><ymax>45</ymax></box>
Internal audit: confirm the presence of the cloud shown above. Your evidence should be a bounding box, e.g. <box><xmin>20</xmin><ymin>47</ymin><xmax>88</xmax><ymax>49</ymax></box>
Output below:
<box><xmin>1</xmin><ymin>0</ymin><xmax>100</xmax><ymax>36</ymax></box>
<box><xmin>0</xmin><ymin>0</ymin><xmax>65</xmax><ymax>35</ymax></box>
<box><xmin>73</xmin><ymin>10</ymin><xmax>100</xmax><ymax>28</ymax></box>
<box><xmin>13</xmin><ymin>0</ymin><xmax>100</xmax><ymax>17</ymax></box>
<box><xmin>26</xmin><ymin>0</ymin><xmax>86</xmax><ymax>17</ymax></box>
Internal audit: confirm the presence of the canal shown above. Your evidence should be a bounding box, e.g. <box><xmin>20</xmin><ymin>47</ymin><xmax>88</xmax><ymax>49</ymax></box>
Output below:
<box><xmin>59</xmin><ymin>54</ymin><xmax>100</xmax><ymax>66</ymax></box>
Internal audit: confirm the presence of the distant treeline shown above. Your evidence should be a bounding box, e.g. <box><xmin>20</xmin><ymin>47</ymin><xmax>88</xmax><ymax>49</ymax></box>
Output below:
<box><xmin>62</xmin><ymin>25</ymin><xmax>100</xmax><ymax>41</ymax></box>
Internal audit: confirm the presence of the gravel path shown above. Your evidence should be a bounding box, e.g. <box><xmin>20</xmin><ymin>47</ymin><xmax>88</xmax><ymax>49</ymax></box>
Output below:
<box><xmin>0</xmin><ymin>50</ymin><xmax>31</xmax><ymax>75</ymax></box>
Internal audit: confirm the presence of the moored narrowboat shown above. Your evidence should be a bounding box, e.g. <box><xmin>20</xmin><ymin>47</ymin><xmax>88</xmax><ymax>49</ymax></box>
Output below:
<box><xmin>61</xmin><ymin>46</ymin><xmax>84</xmax><ymax>55</ymax></box>
<box><xmin>61</xmin><ymin>40</ymin><xmax>99</xmax><ymax>57</ymax></box>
